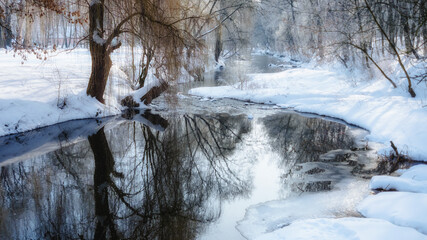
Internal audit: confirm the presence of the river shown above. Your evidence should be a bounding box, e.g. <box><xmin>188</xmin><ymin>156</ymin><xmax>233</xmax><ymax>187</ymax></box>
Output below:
<box><xmin>0</xmin><ymin>54</ymin><xmax>380</xmax><ymax>240</ymax></box>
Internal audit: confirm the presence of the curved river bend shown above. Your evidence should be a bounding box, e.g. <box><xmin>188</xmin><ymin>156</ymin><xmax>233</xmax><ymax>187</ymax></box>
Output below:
<box><xmin>0</xmin><ymin>55</ymin><xmax>381</xmax><ymax>240</ymax></box>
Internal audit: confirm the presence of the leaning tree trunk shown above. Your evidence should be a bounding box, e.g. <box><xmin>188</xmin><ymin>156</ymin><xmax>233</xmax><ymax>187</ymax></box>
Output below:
<box><xmin>364</xmin><ymin>0</ymin><xmax>416</xmax><ymax>97</ymax></box>
<box><xmin>86</xmin><ymin>0</ymin><xmax>112</xmax><ymax>104</ymax></box>
<box><xmin>140</xmin><ymin>82</ymin><xmax>168</xmax><ymax>105</ymax></box>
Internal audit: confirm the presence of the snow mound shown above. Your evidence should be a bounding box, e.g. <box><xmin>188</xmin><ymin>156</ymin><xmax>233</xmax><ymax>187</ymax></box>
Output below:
<box><xmin>369</xmin><ymin>175</ymin><xmax>427</xmax><ymax>193</ymax></box>
<box><xmin>358</xmin><ymin>192</ymin><xmax>427</xmax><ymax>234</ymax></box>
<box><xmin>253</xmin><ymin>218</ymin><xmax>427</xmax><ymax>240</ymax></box>
<box><xmin>237</xmin><ymin>179</ymin><xmax>370</xmax><ymax>239</ymax></box>
<box><xmin>358</xmin><ymin>165</ymin><xmax>427</xmax><ymax>235</ymax></box>
<box><xmin>400</xmin><ymin>165</ymin><xmax>427</xmax><ymax>181</ymax></box>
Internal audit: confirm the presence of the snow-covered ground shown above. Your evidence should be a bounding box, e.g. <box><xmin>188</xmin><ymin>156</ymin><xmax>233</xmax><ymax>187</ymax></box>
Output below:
<box><xmin>189</xmin><ymin>56</ymin><xmax>427</xmax><ymax>239</ymax></box>
<box><xmin>358</xmin><ymin>165</ymin><xmax>427</xmax><ymax>235</ymax></box>
<box><xmin>0</xmin><ymin>49</ymin><xmax>162</xmax><ymax>136</ymax></box>
<box><xmin>0</xmin><ymin>49</ymin><xmax>117</xmax><ymax>136</ymax></box>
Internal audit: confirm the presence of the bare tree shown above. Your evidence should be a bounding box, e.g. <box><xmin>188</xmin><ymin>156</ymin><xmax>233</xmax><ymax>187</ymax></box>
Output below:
<box><xmin>363</xmin><ymin>0</ymin><xmax>416</xmax><ymax>97</ymax></box>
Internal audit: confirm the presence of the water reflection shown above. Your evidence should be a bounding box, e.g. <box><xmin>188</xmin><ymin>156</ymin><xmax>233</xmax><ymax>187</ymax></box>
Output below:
<box><xmin>0</xmin><ymin>109</ymin><xmax>378</xmax><ymax>239</ymax></box>
<box><xmin>0</xmin><ymin>111</ymin><xmax>252</xmax><ymax>239</ymax></box>
<box><xmin>179</xmin><ymin>54</ymin><xmax>291</xmax><ymax>93</ymax></box>
<box><xmin>261</xmin><ymin>112</ymin><xmax>372</xmax><ymax>194</ymax></box>
<box><xmin>0</xmin><ymin>118</ymin><xmax>110</xmax><ymax>166</ymax></box>
<box><xmin>262</xmin><ymin>112</ymin><xmax>354</xmax><ymax>164</ymax></box>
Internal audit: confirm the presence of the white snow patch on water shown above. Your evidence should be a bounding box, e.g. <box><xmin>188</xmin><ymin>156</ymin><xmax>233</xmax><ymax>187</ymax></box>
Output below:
<box><xmin>237</xmin><ymin>179</ymin><xmax>370</xmax><ymax>239</ymax></box>
<box><xmin>253</xmin><ymin>218</ymin><xmax>427</xmax><ymax>240</ymax></box>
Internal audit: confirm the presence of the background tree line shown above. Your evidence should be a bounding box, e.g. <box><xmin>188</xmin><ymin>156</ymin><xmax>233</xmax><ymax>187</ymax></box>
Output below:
<box><xmin>253</xmin><ymin>0</ymin><xmax>427</xmax><ymax>97</ymax></box>
<box><xmin>1</xmin><ymin>0</ymin><xmax>425</xmax><ymax>100</ymax></box>
<box><xmin>0</xmin><ymin>0</ymin><xmax>253</xmax><ymax>103</ymax></box>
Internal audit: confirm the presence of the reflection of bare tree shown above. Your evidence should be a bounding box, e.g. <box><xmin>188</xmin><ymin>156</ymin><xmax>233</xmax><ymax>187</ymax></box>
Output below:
<box><xmin>0</xmin><ymin>111</ymin><xmax>252</xmax><ymax>239</ymax></box>
<box><xmin>88</xmin><ymin>128</ymin><xmax>120</xmax><ymax>240</ymax></box>
<box><xmin>114</xmin><ymin>112</ymin><xmax>252</xmax><ymax>239</ymax></box>
<box><xmin>262</xmin><ymin>112</ymin><xmax>367</xmax><ymax>194</ymax></box>
<box><xmin>262</xmin><ymin>113</ymin><xmax>354</xmax><ymax>164</ymax></box>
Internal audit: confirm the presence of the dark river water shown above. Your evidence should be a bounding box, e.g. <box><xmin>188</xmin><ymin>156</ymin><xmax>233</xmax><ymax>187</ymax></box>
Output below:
<box><xmin>0</xmin><ymin>55</ymin><xmax>379</xmax><ymax>240</ymax></box>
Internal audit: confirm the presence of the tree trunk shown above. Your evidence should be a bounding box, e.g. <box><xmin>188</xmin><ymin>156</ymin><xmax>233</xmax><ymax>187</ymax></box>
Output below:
<box><xmin>0</xmin><ymin>2</ymin><xmax>13</xmax><ymax>48</ymax></box>
<box><xmin>23</xmin><ymin>0</ymin><xmax>34</xmax><ymax>48</ymax></box>
<box><xmin>86</xmin><ymin>0</ymin><xmax>112</xmax><ymax>104</ymax></box>
<box><xmin>364</xmin><ymin>0</ymin><xmax>416</xmax><ymax>97</ymax></box>
<box><xmin>87</xmin><ymin>45</ymin><xmax>112</xmax><ymax>104</ymax></box>
<box><xmin>400</xmin><ymin>2</ymin><xmax>419</xmax><ymax>59</ymax></box>
<box><xmin>214</xmin><ymin>23</ymin><xmax>222</xmax><ymax>63</ymax></box>
<box><xmin>422</xmin><ymin>0</ymin><xmax>427</xmax><ymax>55</ymax></box>
<box><xmin>386</xmin><ymin>0</ymin><xmax>396</xmax><ymax>55</ymax></box>
<box><xmin>140</xmin><ymin>82</ymin><xmax>168</xmax><ymax>105</ymax></box>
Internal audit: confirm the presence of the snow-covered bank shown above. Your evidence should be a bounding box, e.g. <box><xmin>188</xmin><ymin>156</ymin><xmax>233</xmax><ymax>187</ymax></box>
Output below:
<box><xmin>358</xmin><ymin>165</ymin><xmax>427</xmax><ymax>235</ymax></box>
<box><xmin>251</xmin><ymin>218</ymin><xmax>427</xmax><ymax>240</ymax></box>
<box><xmin>189</xmin><ymin>65</ymin><xmax>427</xmax><ymax>161</ymax></box>
<box><xmin>188</xmin><ymin>57</ymin><xmax>427</xmax><ymax>239</ymax></box>
<box><xmin>0</xmin><ymin>49</ymin><xmax>149</xmax><ymax>136</ymax></box>
<box><xmin>0</xmin><ymin>92</ymin><xmax>121</xmax><ymax>136</ymax></box>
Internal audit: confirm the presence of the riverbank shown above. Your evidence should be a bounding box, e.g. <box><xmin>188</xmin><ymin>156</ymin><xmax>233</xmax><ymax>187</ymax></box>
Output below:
<box><xmin>189</xmin><ymin>59</ymin><xmax>427</xmax><ymax>161</ymax></box>
<box><xmin>0</xmin><ymin>49</ymin><xmax>124</xmax><ymax>136</ymax></box>
<box><xmin>189</xmin><ymin>57</ymin><xmax>427</xmax><ymax>239</ymax></box>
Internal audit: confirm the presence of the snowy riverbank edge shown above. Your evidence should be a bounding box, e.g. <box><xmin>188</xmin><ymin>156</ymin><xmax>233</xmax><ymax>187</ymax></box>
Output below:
<box><xmin>188</xmin><ymin>60</ymin><xmax>427</xmax><ymax>239</ymax></box>
<box><xmin>0</xmin><ymin>49</ymin><xmax>158</xmax><ymax>137</ymax></box>
<box><xmin>189</xmin><ymin>63</ymin><xmax>427</xmax><ymax>161</ymax></box>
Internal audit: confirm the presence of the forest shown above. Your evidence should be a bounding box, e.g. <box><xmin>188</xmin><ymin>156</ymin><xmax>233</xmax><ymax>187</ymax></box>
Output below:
<box><xmin>1</xmin><ymin>0</ymin><xmax>426</xmax><ymax>99</ymax></box>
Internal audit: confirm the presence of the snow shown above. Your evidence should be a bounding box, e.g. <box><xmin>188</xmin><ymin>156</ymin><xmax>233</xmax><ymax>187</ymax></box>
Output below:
<box><xmin>357</xmin><ymin>164</ymin><xmax>427</xmax><ymax>235</ymax></box>
<box><xmin>92</xmin><ymin>30</ymin><xmax>106</xmax><ymax>45</ymax></box>
<box><xmin>189</xmin><ymin>63</ymin><xmax>427</xmax><ymax>161</ymax></box>
<box><xmin>237</xmin><ymin>161</ymin><xmax>427</xmax><ymax>239</ymax></box>
<box><xmin>0</xmin><ymin>92</ymin><xmax>121</xmax><ymax>136</ymax></box>
<box><xmin>0</xmin><ymin>49</ymin><xmax>132</xmax><ymax>136</ymax></box>
<box><xmin>188</xmin><ymin>54</ymin><xmax>427</xmax><ymax>239</ymax></box>
<box><xmin>0</xmin><ymin>46</ymin><xmax>201</xmax><ymax>136</ymax></box>
<box><xmin>253</xmin><ymin>218</ymin><xmax>427</xmax><ymax>240</ymax></box>
<box><xmin>400</xmin><ymin>165</ymin><xmax>427</xmax><ymax>180</ymax></box>
<box><xmin>358</xmin><ymin>192</ymin><xmax>427</xmax><ymax>235</ymax></box>
<box><xmin>369</xmin><ymin>175</ymin><xmax>427</xmax><ymax>193</ymax></box>
<box><xmin>237</xmin><ymin>179</ymin><xmax>370</xmax><ymax>239</ymax></box>
<box><xmin>1</xmin><ymin>46</ymin><xmax>427</xmax><ymax>238</ymax></box>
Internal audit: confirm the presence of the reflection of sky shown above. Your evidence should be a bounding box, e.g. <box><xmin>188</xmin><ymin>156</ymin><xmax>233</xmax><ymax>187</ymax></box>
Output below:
<box><xmin>201</xmin><ymin>120</ymin><xmax>283</xmax><ymax>240</ymax></box>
